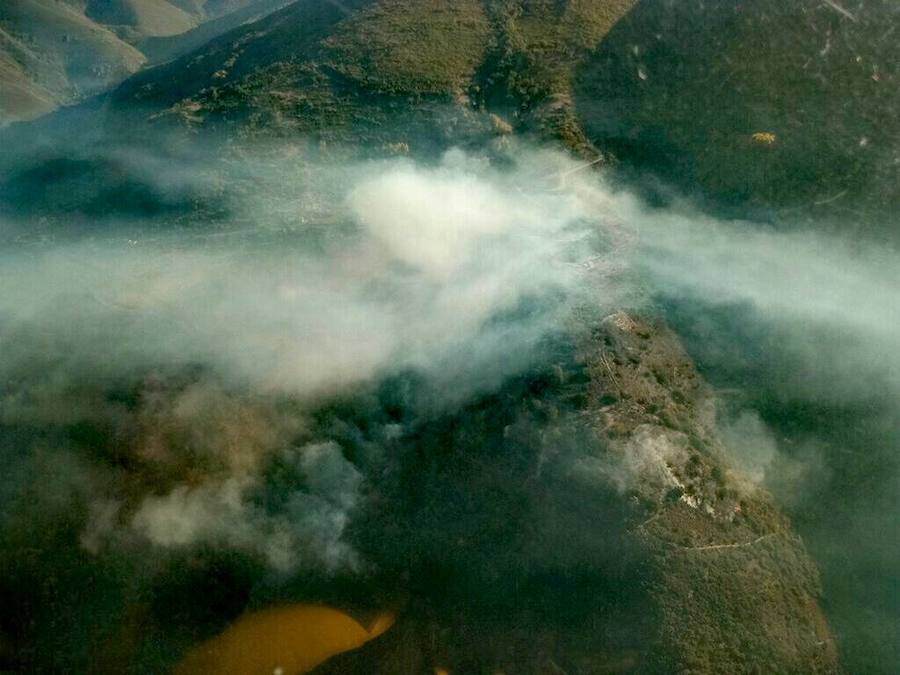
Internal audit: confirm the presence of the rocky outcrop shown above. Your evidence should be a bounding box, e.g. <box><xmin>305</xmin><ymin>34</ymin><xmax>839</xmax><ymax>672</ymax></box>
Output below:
<box><xmin>583</xmin><ymin>313</ymin><xmax>840</xmax><ymax>673</ymax></box>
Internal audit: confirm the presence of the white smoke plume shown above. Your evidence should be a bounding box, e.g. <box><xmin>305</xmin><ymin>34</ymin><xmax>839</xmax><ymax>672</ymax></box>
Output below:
<box><xmin>0</xmin><ymin>145</ymin><xmax>622</xmax><ymax>572</ymax></box>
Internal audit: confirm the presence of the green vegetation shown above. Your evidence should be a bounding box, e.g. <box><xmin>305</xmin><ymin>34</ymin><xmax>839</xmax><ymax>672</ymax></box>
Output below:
<box><xmin>575</xmin><ymin>0</ymin><xmax>900</xmax><ymax>239</ymax></box>
<box><xmin>104</xmin><ymin>0</ymin><xmax>634</xmax><ymax>154</ymax></box>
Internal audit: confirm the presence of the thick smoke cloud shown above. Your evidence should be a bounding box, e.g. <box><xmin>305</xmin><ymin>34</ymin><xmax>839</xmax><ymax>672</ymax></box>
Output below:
<box><xmin>126</xmin><ymin>441</ymin><xmax>363</xmax><ymax>572</ymax></box>
<box><xmin>1</xmin><ymin>148</ymin><xmax>613</xmax><ymax>401</ymax></box>
<box><xmin>0</xmin><ymin>145</ymin><xmax>620</xmax><ymax>578</ymax></box>
<box><xmin>5</xmin><ymin>143</ymin><xmax>897</xmax><ymax>565</ymax></box>
<box><xmin>628</xmin><ymin>198</ymin><xmax>900</xmax><ymax>391</ymax></box>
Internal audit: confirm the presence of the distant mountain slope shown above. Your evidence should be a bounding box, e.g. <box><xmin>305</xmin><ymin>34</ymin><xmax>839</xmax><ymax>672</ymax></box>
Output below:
<box><xmin>138</xmin><ymin>0</ymin><xmax>295</xmax><ymax>65</ymax></box>
<box><xmin>0</xmin><ymin>0</ymin><xmax>288</xmax><ymax>125</ymax></box>
<box><xmin>0</xmin><ymin>28</ymin><xmax>58</xmax><ymax>120</ymax></box>
<box><xmin>85</xmin><ymin>0</ymin><xmax>199</xmax><ymax>39</ymax></box>
<box><xmin>0</xmin><ymin>0</ymin><xmax>147</xmax><ymax>123</ymax></box>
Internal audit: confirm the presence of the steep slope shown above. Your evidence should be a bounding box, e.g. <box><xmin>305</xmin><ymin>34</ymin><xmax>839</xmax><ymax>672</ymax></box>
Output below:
<box><xmin>105</xmin><ymin>0</ymin><xmax>634</xmax><ymax>152</ymax></box>
<box><xmin>0</xmin><ymin>0</ymin><xmax>638</xmax><ymax>219</ymax></box>
<box><xmin>138</xmin><ymin>0</ymin><xmax>296</xmax><ymax>65</ymax></box>
<box><xmin>0</xmin><ymin>30</ymin><xmax>58</xmax><ymax>120</ymax></box>
<box><xmin>0</xmin><ymin>0</ymin><xmax>146</xmax><ymax>124</ymax></box>
<box><xmin>85</xmin><ymin>0</ymin><xmax>199</xmax><ymax>39</ymax></box>
<box><xmin>0</xmin><ymin>0</ymin><xmax>285</xmax><ymax>125</ymax></box>
<box><xmin>575</xmin><ymin>0</ymin><xmax>900</xmax><ymax>240</ymax></box>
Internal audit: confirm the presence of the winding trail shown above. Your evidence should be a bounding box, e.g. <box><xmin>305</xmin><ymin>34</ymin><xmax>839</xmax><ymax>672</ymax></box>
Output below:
<box><xmin>673</xmin><ymin>532</ymin><xmax>778</xmax><ymax>552</ymax></box>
